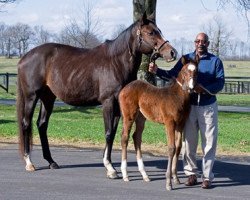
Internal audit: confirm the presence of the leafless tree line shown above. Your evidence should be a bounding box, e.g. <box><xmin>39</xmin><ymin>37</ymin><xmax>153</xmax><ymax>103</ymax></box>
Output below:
<box><xmin>0</xmin><ymin>0</ymin><xmax>249</xmax><ymax>60</ymax></box>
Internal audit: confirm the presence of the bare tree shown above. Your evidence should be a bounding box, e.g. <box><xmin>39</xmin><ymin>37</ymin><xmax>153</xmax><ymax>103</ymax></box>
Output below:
<box><xmin>202</xmin><ymin>16</ymin><xmax>233</xmax><ymax>58</ymax></box>
<box><xmin>0</xmin><ymin>22</ymin><xmax>7</xmax><ymax>55</ymax></box>
<box><xmin>61</xmin><ymin>1</ymin><xmax>102</xmax><ymax>48</ymax></box>
<box><xmin>111</xmin><ymin>24</ymin><xmax>126</xmax><ymax>39</ymax></box>
<box><xmin>9</xmin><ymin>23</ymin><xmax>34</xmax><ymax>57</ymax></box>
<box><xmin>0</xmin><ymin>0</ymin><xmax>19</xmax><ymax>11</ymax></box>
<box><xmin>216</xmin><ymin>0</ymin><xmax>250</xmax><ymax>41</ymax></box>
<box><xmin>33</xmin><ymin>25</ymin><xmax>53</xmax><ymax>45</ymax></box>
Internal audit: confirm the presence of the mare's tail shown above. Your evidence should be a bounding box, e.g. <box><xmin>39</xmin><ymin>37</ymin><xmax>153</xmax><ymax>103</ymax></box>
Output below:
<box><xmin>16</xmin><ymin>70</ymin><xmax>33</xmax><ymax>156</ymax></box>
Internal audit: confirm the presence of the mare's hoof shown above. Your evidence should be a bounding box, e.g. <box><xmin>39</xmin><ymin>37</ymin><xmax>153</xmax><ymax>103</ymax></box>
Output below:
<box><xmin>25</xmin><ymin>164</ymin><xmax>36</xmax><ymax>172</ymax></box>
<box><xmin>166</xmin><ymin>185</ymin><xmax>173</xmax><ymax>191</ymax></box>
<box><xmin>50</xmin><ymin>162</ymin><xmax>60</xmax><ymax>169</ymax></box>
<box><xmin>107</xmin><ymin>171</ymin><xmax>119</xmax><ymax>179</ymax></box>
<box><xmin>123</xmin><ymin>177</ymin><xmax>130</xmax><ymax>182</ymax></box>
<box><xmin>143</xmin><ymin>176</ymin><xmax>151</xmax><ymax>182</ymax></box>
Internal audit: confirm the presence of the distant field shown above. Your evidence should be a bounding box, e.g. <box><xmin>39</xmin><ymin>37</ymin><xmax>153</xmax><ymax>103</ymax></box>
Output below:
<box><xmin>156</xmin><ymin>59</ymin><xmax>250</xmax><ymax>77</ymax></box>
<box><xmin>0</xmin><ymin>56</ymin><xmax>250</xmax><ymax>76</ymax></box>
<box><xmin>0</xmin><ymin>57</ymin><xmax>19</xmax><ymax>73</ymax></box>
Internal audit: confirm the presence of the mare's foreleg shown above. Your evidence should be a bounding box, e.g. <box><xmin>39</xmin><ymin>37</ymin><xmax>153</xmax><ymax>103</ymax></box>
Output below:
<box><xmin>172</xmin><ymin>131</ymin><xmax>182</xmax><ymax>184</ymax></box>
<box><xmin>133</xmin><ymin>112</ymin><xmax>150</xmax><ymax>182</ymax></box>
<box><xmin>102</xmin><ymin>98</ymin><xmax>120</xmax><ymax>179</ymax></box>
<box><xmin>165</xmin><ymin>122</ymin><xmax>176</xmax><ymax>191</ymax></box>
<box><xmin>37</xmin><ymin>94</ymin><xmax>59</xmax><ymax>169</ymax></box>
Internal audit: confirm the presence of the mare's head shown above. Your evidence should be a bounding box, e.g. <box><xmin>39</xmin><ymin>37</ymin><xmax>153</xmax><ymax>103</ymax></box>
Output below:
<box><xmin>176</xmin><ymin>55</ymin><xmax>199</xmax><ymax>91</ymax></box>
<box><xmin>135</xmin><ymin>13</ymin><xmax>177</xmax><ymax>62</ymax></box>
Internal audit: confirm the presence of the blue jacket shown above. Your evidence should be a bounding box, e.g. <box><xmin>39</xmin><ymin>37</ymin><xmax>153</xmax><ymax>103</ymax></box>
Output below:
<box><xmin>156</xmin><ymin>51</ymin><xmax>225</xmax><ymax>106</ymax></box>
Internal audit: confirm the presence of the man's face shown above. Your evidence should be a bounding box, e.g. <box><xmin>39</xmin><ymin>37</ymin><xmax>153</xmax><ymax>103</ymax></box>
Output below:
<box><xmin>194</xmin><ymin>34</ymin><xmax>209</xmax><ymax>55</ymax></box>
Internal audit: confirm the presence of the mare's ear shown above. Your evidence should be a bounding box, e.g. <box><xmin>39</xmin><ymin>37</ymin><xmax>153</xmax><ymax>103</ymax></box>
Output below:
<box><xmin>147</xmin><ymin>12</ymin><xmax>156</xmax><ymax>23</ymax></box>
<box><xmin>141</xmin><ymin>12</ymin><xmax>149</xmax><ymax>25</ymax></box>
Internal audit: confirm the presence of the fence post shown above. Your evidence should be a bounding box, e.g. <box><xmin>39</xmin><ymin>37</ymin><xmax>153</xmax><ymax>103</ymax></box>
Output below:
<box><xmin>6</xmin><ymin>73</ymin><xmax>9</xmax><ymax>93</ymax></box>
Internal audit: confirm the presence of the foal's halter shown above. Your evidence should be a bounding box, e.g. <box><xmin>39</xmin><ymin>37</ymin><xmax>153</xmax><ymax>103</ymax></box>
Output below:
<box><xmin>176</xmin><ymin>67</ymin><xmax>195</xmax><ymax>92</ymax></box>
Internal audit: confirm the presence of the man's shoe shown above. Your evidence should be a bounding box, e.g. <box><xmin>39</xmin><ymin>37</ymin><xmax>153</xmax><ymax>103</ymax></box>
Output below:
<box><xmin>201</xmin><ymin>180</ymin><xmax>212</xmax><ymax>189</ymax></box>
<box><xmin>185</xmin><ymin>175</ymin><xmax>197</xmax><ymax>186</ymax></box>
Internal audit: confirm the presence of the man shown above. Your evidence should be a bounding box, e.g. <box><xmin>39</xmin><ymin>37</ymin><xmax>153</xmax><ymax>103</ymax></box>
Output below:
<box><xmin>149</xmin><ymin>32</ymin><xmax>225</xmax><ymax>189</ymax></box>
<box><xmin>133</xmin><ymin>0</ymin><xmax>157</xmax><ymax>85</ymax></box>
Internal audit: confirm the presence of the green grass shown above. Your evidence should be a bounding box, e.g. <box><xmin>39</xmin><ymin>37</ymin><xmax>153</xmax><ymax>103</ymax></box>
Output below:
<box><xmin>0</xmin><ymin>104</ymin><xmax>249</xmax><ymax>155</ymax></box>
<box><xmin>217</xmin><ymin>94</ymin><xmax>250</xmax><ymax>106</ymax></box>
<box><xmin>0</xmin><ymin>57</ymin><xmax>250</xmax><ymax>155</ymax></box>
<box><xmin>0</xmin><ymin>57</ymin><xmax>19</xmax><ymax>73</ymax></box>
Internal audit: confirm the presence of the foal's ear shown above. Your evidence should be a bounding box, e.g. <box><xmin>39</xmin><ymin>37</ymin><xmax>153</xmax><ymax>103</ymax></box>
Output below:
<box><xmin>194</xmin><ymin>54</ymin><xmax>200</xmax><ymax>64</ymax></box>
<box><xmin>181</xmin><ymin>55</ymin><xmax>189</xmax><ymax>65</ymax></box>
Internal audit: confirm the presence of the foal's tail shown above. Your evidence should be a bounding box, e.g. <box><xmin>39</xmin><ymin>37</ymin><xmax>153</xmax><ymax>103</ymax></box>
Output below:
<box><xmin>16</xmin><ymin>72</ymin><xmax>32</xmax><ymax>156</ymax></box>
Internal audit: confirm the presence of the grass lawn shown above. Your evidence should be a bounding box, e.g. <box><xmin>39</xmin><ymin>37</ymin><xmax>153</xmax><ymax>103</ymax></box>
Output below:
<box><xmin>0</xmin><ymin>104</ymin><xmax>249</xmax><ymax>156</ymax></box>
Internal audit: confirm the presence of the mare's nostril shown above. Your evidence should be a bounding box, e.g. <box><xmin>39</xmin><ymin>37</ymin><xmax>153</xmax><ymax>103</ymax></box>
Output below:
<box><xmin>171</xmin><ymin>50</ymin><xmax>176</xmax><ymax>58</ymax></box>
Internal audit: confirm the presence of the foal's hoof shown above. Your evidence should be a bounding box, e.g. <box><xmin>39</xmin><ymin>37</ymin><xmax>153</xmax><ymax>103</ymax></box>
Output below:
<box><xmin>50</xmin><ymin>162</ymin><xmax>60</xmax><ymax>169</ymax></box>
<box><xmin>174</xmin><ymin>178</ymin><xmax>181</xmax><ymax>185</ymax></box>
<box><xmin>143</xmin><ymin>176</ymin><xmax>151</xmax><ymax>182</ymax></box>
<box><xmin>25</xmin><ymin>164</ymin><xmax>36</xmax><ymax>172</ymax></box>
<box><xmin>123</xmin><ymin>177</ymin><xmax>130</xmax><ymax>182</ymax></box>
<box><xmin>166</xmin><ymin>185</ymin><xmax>173</xmax><ymax>191</ymax></box>
<box><xmin>106</xmin><ymin>170</ymin><xmax>119</xmax><ymax>179</ymax></box>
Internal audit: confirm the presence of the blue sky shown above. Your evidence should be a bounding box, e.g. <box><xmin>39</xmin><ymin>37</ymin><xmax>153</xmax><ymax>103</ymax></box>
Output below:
<box><xmin>1</xmin><ymin>0</ymin><xmax>249</xmax><ymax>42</ymax></box>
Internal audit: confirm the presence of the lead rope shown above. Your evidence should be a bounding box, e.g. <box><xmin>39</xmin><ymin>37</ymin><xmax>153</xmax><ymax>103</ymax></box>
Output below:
<box><xmin>197</xmin><ymin>85</ymin><xmax>216</xmax><ymax>105</ymax></box>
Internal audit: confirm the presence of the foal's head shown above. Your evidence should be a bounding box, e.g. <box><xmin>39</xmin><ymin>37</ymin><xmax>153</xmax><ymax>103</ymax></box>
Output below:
<box><xmin>135</xmin><ymin>13</ymin><xmax>177</xmax><ymax>62</ymax></box>
<box><xmin>176</xmin><ymin>55</ymin><xmax>199</xmax><ymax>91</ymax></box>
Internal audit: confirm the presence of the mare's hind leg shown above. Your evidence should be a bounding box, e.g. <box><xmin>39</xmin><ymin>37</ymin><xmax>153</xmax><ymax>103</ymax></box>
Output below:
<box><xmin>102</xmin><ymin>98</ymin><xmax>120</xmax><ymax>179</ymax></box>
<box><xmin>37</xmin><ymin>90</ymin><xmax>59</xmax><ymax>169</ymax></box>
<box><xmin>172</xmin><ymin>131</ymin><xmax>182</xmax><ymax>184</ymax></box>
<box><xmin>22</xmin><ymin>94</ymin><xmax>38</xmax><ymax>171</ymax></box>
<box><xmin>133</xmin><ymin>112</ymin><xmax>150</xmax><ymax>182</ymax></box>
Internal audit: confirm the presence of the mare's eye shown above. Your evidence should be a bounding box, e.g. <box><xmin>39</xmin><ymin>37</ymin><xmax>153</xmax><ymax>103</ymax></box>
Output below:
<box><xmin>148</xmin><ymin>31</ymin><xmax>154</xmax><ymax>36</ymax></box>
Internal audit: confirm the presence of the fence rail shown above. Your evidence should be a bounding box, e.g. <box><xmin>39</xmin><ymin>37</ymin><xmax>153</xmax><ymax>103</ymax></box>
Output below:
<box><xmin>1</xmin><ymin>73</ymin><xmax>250</xmax><ymax>94</ymax></box>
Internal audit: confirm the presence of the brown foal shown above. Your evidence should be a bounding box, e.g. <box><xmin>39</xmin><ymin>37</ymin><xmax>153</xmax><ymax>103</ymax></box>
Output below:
<box><xmin>119</xmin><ymin>56</ymin><xmax>198</xmax><ymax>190</ymax></box>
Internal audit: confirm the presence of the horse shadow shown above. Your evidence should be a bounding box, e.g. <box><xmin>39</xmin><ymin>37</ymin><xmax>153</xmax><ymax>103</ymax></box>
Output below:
<box><xmin>0</xmin><ymin>119</ymin><xmax>15</xmax><ymax>124</ymax></box>
<box><xmin>40</xmin><ymin>157</ymin><xmax>250</xmax><ymax>187</ymax></box>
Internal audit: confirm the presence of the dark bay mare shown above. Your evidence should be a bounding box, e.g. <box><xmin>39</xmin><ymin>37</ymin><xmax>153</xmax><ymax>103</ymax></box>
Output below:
<box><xmin>119</xmin><ymin>56</ymin><xmax>198</xmax><ymax>190</ymax></box>
<box><xmin>17</xmin><ymin>13</ymin><xmax>177</xmax><ymax>178</ymax></box>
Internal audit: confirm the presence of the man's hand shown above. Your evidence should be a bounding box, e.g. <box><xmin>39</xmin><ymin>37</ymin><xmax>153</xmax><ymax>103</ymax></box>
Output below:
<box><xmin>148</xmin><ymin>62</ymin><xmax>158</xmax><ymax>74</ymax></box>
<box><xmin>194</xmin><ymin>84</ymin><xmax>205</xmax><ymax>94</ymax></box>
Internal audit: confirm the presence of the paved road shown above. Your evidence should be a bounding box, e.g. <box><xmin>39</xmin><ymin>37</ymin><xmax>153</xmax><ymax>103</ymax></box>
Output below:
<box><xmin>0</xmin><ymin>143</ymin><xmax>249</xmax><ymax>200</ymax></box>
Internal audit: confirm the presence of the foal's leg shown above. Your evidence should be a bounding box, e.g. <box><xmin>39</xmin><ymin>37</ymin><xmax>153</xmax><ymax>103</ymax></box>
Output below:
<box><xmin>37</xmin><ymin>91</ymin><xmax>59</xmax><ymax>169</ymax></box>
<box><xmin>102</xmin><ymin>98</ymin><xmax>119</xmax><ymax>179</ymax></box>
<box><xmin>172</xmin><ymin>131</ymin><xmax>182</xmax><ymax>184</ymax></box>
<box><xmin>120</xmin><ymin>118</ymin><xmax>134</xmax><ymax>182</ymax></box>
<box><xmin>165</xmin><ymin>121</ymin><xmax>176</xmax><ymax>191</ymax></box>
<box><xmin>22</xmin><ymin>94</ymin><xmax>38</xmax><ymax>171</ymax></box>
<box><xmin>133</xmin><ymin>112</ymin><xmax>150</xmax><ymax>182</ymax></box>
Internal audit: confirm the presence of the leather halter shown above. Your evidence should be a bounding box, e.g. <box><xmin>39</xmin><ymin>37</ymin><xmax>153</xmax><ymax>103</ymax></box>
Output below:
<box><xmin>136</xmin><ymin>29</ymin><xmax>169</xmax><ymax>62</ymax></box>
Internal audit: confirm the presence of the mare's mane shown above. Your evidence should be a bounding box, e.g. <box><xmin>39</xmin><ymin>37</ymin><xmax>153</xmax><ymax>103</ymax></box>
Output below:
<box><xmin>105</xmin><ymin>23</ymin><xmax>136</xmax><ymax>57</ymax></box>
